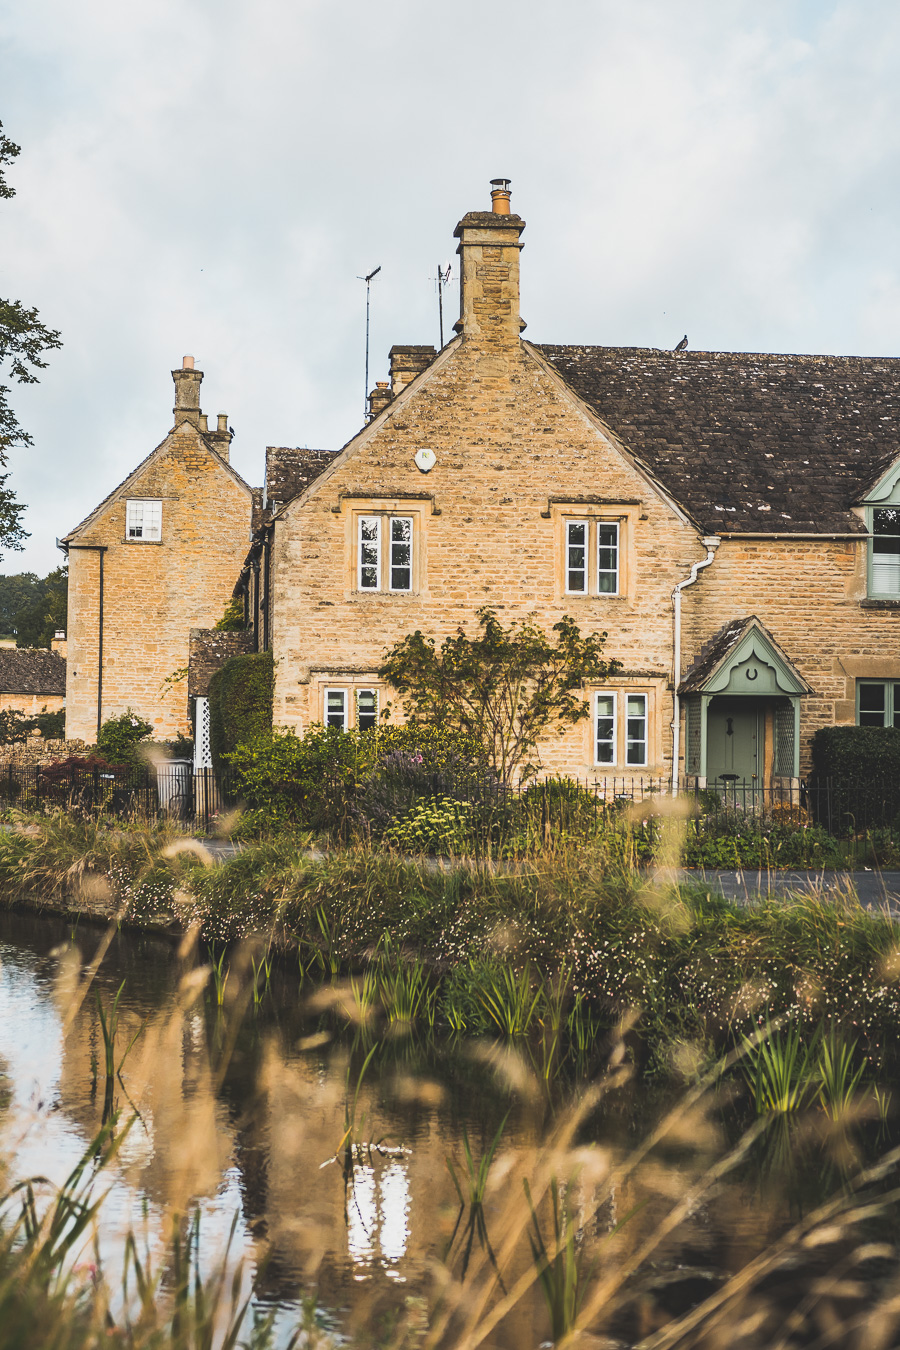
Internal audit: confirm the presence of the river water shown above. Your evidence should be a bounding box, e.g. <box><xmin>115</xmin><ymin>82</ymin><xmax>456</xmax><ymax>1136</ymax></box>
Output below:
<box><xmin>0</xmin><ymin>907</ymin><xmax>896</xmax><ymax>1348</ymax></box>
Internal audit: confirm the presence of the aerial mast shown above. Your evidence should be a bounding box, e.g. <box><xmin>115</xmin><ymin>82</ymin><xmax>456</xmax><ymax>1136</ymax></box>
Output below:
<box><xmin>358</xmin><ymin>265</ymin><xmax>381</xmax><ymax>421</ymax></box>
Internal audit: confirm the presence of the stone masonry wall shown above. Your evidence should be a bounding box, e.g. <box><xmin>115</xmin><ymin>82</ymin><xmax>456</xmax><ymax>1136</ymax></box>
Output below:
<box><xmin>270</xmin><ymin>334</ymin><xmax>706</xmax><ymax>780</ymax></box>
<box><xmin>66</xmin><ymin>430</ymin><xmax>254</xmax><ymax>742</ymax></box>
<box><xmin>683</xmin><ymin>535</ymin><xmax>900</xmax><ymax>774</ymax></box>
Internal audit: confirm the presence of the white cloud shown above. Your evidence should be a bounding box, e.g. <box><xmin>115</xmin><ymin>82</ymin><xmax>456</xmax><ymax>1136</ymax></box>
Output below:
<box><xmin>2</xmin><ymin>0</ymin><xmax>900</xmax><ymax>572</ymax></box>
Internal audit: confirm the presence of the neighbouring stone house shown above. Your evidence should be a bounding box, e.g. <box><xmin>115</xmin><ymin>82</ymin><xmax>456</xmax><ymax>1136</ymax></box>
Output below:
<box><xmin>232</xmin><ymin>180</ymin><xmax>900</xmax><ymax>786</ymax></box>
<box><xmin>0</xmin><ymin>642</ymin><xmax>66</xmax><ymax>719</ymax></box>
<box><xmin>61</xmin><ymin>359</ymin><xmax>258</xmax><ymax>743</ymax></box>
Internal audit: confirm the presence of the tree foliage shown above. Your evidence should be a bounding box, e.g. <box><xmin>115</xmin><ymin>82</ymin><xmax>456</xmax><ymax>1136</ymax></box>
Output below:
<box><xmin>96</xmin><ymin>708</ymin><xmax>154</xmax><ymax>768</ymax></box>
<box><xmin>379</xmin><ymin>607</ymin><xmax>621</xmax><ymax>785</ymax></box>
<box><xmin>208</xmin><ymin>650</ymin><xmax>274</xmax><ymax>775</ymax></box>
<box><xmin>0</xmin><ymin>122</ymin><xmax>62</xmax><ymax>555</ymax></box>
<box><xmin>11</xmin><ymin>565</ymin><xmax>67</xmax><ymax>647</ymax></box>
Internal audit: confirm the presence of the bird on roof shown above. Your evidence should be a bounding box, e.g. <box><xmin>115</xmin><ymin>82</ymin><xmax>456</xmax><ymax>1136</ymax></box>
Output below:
<box><xmin>674</xmin><ymin>335</ymin><xmax>688</xmax><ymax>352</ymax></box>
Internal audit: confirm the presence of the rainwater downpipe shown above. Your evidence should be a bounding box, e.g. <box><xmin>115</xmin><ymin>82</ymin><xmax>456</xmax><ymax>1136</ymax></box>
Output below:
<box><xmin>671</xmin><ymin>536</ymin><xmax>720</xmax><ymax>795</ymax></box>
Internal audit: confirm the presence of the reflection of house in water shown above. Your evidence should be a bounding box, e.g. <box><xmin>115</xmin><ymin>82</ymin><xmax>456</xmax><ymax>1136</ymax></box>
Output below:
<box><xmin>347</xmin><ymin>1159</ymin><xmax>411</xmax><ymax>1276</ymax></box>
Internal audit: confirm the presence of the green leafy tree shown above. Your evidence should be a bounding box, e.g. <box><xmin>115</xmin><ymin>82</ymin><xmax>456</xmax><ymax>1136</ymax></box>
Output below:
<box><xmin>0</xmin><ymin>122</ymin><xmax>62</xmax><ymax>555</ymax></box>
<box><xmin>96</xmin><ymin>708</ymin><xmax>154</xmax><ymax>768</ymax></box>
<box><xmin>379</xmin><ymin>607</ymin><xmax>621</xmax><ymax>786</ymax></box>
<box><xmin>0</xmin><ymin>571</ymin><xmax>41</xmax><ymax>635</ymax></box>
<box><xmin>214</xmin><ymin>597</ymin><xmax>246</xmax><ymax>631</ymax></box>
<box><xmin>13</xmin><ymin>564</ymin><xmax>67</xmax><ymax>647</ymax></box>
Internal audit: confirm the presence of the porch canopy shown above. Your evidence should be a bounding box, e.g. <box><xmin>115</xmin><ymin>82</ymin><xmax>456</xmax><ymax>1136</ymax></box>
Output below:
<box><xmin>680</xmin><ymin>617</ymin><xmax>812</xmax><ymax>784</ymax></box>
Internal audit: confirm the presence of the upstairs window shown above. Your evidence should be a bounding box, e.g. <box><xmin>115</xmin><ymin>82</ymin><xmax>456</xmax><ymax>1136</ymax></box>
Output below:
<box><xmin>126</xmin><ymin>498</ymin><xmax>162</xmax><ymax>541</ymax></box>
<box><xmin>871</xmin><ymin>507</ymin><xmax>900</xmax><ymax>598</ymax></box>
<box><xmin>564</xmin><ymin>519</ymin><xmax>620</xmax><ymax>595</ymax></box>
<box><xmin>358</xmin><ymin>516</ymin><xmax>413</xmax><ymax>592</ymax></box>
<box><xmin>857</xmin><ymin>680</ymin><xmax>900</xmax><ymax>727</ymax></box>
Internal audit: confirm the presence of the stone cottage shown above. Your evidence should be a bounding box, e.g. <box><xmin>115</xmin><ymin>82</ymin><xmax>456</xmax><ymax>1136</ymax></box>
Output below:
<box><xmin>61</xmin><ymin>359</ymin><xmax>257</xmax><ymax>742</ymax></box>
<box><xmin>235</xmin><ymin>180</ymin><xmax>900</xmax><ymax>787</ymax></box>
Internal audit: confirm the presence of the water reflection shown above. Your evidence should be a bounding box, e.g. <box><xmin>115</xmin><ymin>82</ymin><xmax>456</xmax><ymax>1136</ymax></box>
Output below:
<box><xmin>0</xmin><ymin>908</ymin><xmax>896</xmax><ymax>1348</ymax></box>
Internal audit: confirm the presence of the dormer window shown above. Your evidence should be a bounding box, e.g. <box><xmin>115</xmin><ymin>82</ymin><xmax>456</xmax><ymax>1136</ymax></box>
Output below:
<box><xmin>871</xmin><ymin>507</ymin><xmax>900</xmax><ymax>597</ymax></box>
<box><xmin>126</xmin><ymin>499</ymin><xmax>162</xmax><ymax>541</ymax></box>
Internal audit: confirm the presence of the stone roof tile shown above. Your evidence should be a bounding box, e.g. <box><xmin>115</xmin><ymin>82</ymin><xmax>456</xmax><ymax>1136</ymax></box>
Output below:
<box><xmin>536</xmin><ymin>345</ymin><xmax>900</xmax><ymax>533</ymax></box>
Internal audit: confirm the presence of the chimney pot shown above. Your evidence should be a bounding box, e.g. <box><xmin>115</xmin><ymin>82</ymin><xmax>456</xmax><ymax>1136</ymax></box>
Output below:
<box><xmin>217</xmin><ymin>413</ymin><xmax>228</xmax><ymax>433</ymax></box>
<box><xmin>199</xmin><ymin>414</ymin><xmax>209</xmax><ymax>432</ymax></box>
<box><xmin>490</xmin><ymin>178</ymin><xmax>511</xmax><ymax>213</ymax></box>
<box><xmin>183</xmin><ymin>354</ymin><xmax>195</xmax><ymax>370</ymax></box>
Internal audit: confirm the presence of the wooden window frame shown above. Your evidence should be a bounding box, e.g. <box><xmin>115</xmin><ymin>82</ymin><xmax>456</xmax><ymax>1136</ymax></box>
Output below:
<box><xmin>868</xmin><ymin>505</ymin><xmax>900</xmax><ymax>600</ymax></box>
<box><xmin>126</xmin><ymin>498</ymin><xmax>162</xmax><ymax>542</ymax></box>
<box><xmin>321</xmin><ymin>684</ymin><xmax>380</xmax><ymax>730</ymax></box>
<box><xmin>351</xmin><ymin>506</ymin><xmax>421</xmax><ymax>595</ymax></box>
<box><xmin>590</xmin><ymin>681</ymin><xmax>660</xmax><ymax>768</ymax></box>
<box><xmin>856</xmin><ymin>679</ymin><xmax>900</xmax><ymax>728</ymax></box>
<box><xmin>552</xmin><ymin>504</ymin><xmax>636</xmax><ymax>599</ymax></box>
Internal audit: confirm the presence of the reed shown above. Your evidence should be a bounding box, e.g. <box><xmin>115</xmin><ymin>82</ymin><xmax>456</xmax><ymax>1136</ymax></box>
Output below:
<box><xmin>815</xmin><ymin>1026</ymin><xmax>868</xmax><ymax>1120</ymax></box>
<box><xmin>478</xmin><ymin>963</ymin><xmax>543</xmax><ymax>1039</ymax></box>
<box><xmin>742</xmin><ymin>1021</ymin><xmax>816</xmax><ymax>1115</ymax></box>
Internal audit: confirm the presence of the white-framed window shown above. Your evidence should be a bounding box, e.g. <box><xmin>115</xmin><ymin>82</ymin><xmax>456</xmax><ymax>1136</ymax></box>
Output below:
<box><xmin>323</xmin><ymin>687</ymin><xmax>380</xmax><ymax>731</ymax></box>
<box><xmin>594</xmin><ymin>692</ymin><xmax>616</xmax><ymax>765</ymax></box>
<box><xmin>563</xmin><ymin>518</ymin><xmax>620</xmax><ymax>595</ymax></box>
<box><xmin>324</xmin><ymin>688</ymin><xmax>348</xmax><ymax>729</ymax></box>
<box><xmin>597</xmin><ymin>523</ymin><xmax>619</xmax><ymax>595</ymax></box>
<box><xmin>565</xmin><ymin>520</ymin><xmax>588</xmax><ymax>593</ymax></box>
<box><xmin>593</xmin><ymin>690</ymin><xmax>649</xmax><ymax>766</ymax></box>
<box><xmin>625</xmin><ymin>693</ymin><xmax>648</xmax><ymax>766</ymax></box>
<box><xmin>126</xmin><ymin>498</ymin><xmax>162</xmax><ymax>541</ymax></box>
<box><xmin>857</xmin><ymin>680</ymin><xmax>900</xmax><ymax>727</ymax></box>
<box><xmin>357</xmin><ymin>515</ymin><xmax>413</xmax><ymax>592</ymax></box>
<box><xmin>356</xmin><ymin>688</ymin><xmax>379</xmax><ymax>730</ymax></box>
<box><xmin>871</xmin><ymin>507</ymin><xmax>900</xmax><ymax>598</ymax></box>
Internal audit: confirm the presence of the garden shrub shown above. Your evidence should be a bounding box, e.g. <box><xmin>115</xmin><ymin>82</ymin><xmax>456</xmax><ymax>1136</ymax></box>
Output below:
<box><xmin>383</xmin><ymin>796</ymin><xmax>472</xmax><ymax>853</ymax></box>
<box><xmin>811</xmin><ymin>726</ymin><xmax>900</xmax><ymax>829</ymax></box>
<box><xmin>226</xmin><ymin>722</ymin><xmax>487</xmax><ymax>830</ymax></box>
<box><xmin>96</xmin><ymin>709</ymin><xmax>154</xmax><ymax>768</ymax></box>
<box><xmin>208</xmin><ymin>650</ymin><xmax>274</xmax><ymax>776</ymax></box>
<box><xmin>0</xmin><ymin>706</ymin><xmax>66</xmax><ymax>744</ymax></box>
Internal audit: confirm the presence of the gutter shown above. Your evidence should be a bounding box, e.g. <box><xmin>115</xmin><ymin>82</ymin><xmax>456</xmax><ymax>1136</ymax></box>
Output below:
<box><xmin>671</xmin><ymin>537</ymin><xmax>720</xmax><ymax>794</ymax></box>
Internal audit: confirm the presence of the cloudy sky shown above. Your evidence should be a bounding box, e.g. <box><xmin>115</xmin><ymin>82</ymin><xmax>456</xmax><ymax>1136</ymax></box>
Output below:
<box><xmin>2</xmin><ymin>0</ymin><xmax>900</xmax><ymax>576</ymax></box>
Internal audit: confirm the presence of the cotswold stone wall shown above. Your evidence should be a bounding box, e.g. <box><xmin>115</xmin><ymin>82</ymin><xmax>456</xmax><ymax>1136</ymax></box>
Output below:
<box><xmin>683</xmin><ymin>536</ymin><xmax>900</xmax><ymax>773</ymax></box>
<box><xmin>66</xmin><ymin>428</ymin><xmax>254</xmax><ymax>742</ymax></box>
<box><xmin>270</xmin><ymin>333</ymin><xmax>704</xmax><ymax>780</ymax></box>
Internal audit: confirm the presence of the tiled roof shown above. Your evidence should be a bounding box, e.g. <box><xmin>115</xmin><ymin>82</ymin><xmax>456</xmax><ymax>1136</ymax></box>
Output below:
<box><xmin>0</xmin><ymin>648</ymin><xmax>66</xmax><ymax>696</ymax></box>
<box><xmin>536</xmin><ymin>345</ymin><xmax>900</xmax><ymax>533</ymax></box>
<box><xmin>265</xmin><ymin>447</ymin><xmax>337</xmax><ymax>509</ymax></box>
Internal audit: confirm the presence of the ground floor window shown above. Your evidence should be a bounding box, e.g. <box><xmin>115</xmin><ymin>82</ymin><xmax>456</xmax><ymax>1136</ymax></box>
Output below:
<box><xmin>857</xmin><ymin>680</ymin><xmax>900</xmax><ymax>727</ymax></box>
<box><xmin>323</xmin><ymin>686</ymin><xmax>379</xmax><ymax>731</ymax></box>
<box><xmin>593</xmin><ymin>691</ymin><xmax>648</xmax><ymax>767</ymax></box>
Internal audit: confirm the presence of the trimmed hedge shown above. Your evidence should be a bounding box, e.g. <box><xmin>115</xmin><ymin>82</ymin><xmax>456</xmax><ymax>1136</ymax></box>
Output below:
<box><xmin>208</xmin><ymin>650</ymin><xmax>274</xmax><ymax>776</ymax></box>
<box><xmin>811</xmin><ymin>726</ymin><xmax>900</xmax><ymax>829</ymax></box>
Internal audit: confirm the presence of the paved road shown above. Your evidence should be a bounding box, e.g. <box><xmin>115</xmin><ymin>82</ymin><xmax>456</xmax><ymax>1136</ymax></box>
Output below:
<box><xmin>198</xmin><ymin>840</ymin><xmax>900</xmax><ymax>914</ymax></box>
<box><xmin>679</xmin><ymin>868</ymin><xmax>900</xmax><ymax>913</ymax></box>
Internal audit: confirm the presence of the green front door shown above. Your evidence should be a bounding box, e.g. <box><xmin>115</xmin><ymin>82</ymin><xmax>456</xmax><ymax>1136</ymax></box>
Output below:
<box><xmin>706</xmin><ymin>698</ymin><xmax>761</xmax><ymax>784</ymax></box>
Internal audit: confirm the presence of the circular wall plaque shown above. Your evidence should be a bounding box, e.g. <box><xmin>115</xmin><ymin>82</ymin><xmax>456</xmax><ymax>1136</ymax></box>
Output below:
<box><xmin>414</xmin><ymin>447</ymin><xmax>436</xmax><ymax>473</ymax></box>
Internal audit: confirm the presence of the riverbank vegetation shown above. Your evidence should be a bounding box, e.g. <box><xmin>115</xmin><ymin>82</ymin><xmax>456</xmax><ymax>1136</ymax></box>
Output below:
<box><xmin>1</xmin><ymin>810</ymin><xmax>899</xmax><ymax>1086</ymax></box>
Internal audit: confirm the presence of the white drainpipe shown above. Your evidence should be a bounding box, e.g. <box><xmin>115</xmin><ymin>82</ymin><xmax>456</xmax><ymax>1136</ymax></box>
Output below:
<box><xmin>671</xmin><ymin>536</ymin><xmax>721</xmax><ymax>795</ymax></box>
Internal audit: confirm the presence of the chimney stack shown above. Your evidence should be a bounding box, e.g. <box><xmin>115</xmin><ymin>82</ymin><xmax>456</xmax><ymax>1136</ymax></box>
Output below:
<box><xmin>368</xmin><ymin>381</ymin><xmax>393</xmax><ymax>419</ymax></box>
<box><xmin>172</xmin><ymin>354</ymin><xmax>203</xmax><ymax>429</ymax></box>
<box><xmin>453</xmin><ymin>179</ymin><xmax>525</xmax><ymax>345</ymax></box>
<box><xmin>389</xmin><ymin>346</ymin><xmax>437</xmax><ymax>396</ymax></box>
<box><xmin>207</xmin><ymin>411</ymin><xmax>232</xmax><ymax>462</ymax></box>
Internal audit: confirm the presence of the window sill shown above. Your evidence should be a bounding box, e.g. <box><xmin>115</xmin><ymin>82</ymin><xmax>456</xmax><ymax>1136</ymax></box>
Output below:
<box><xmin>860</xmin><ymin>598</ymin><xmax>900</xmax><ymax>609</ymax></box>
<box><xmin>122</xmin><ymin>538</ymin><xmax>164</xmax><ymax>545</ymax></box>
<box><xmin>352</xmin><ymin>591</ymin><xmax>419</xmax><ymax>599</ymax></box>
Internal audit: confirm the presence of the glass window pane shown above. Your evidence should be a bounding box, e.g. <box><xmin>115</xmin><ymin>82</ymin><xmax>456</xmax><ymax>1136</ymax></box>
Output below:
<box><xmin>326</xmin><ymin>690</ymin><xmax>346</xmax><ymax>729</ymax></box>
<box><xmin>859</xmin><ymin>682</ymin><xmax>886</xmax><ymax>726</ymax></box>
<box><xmin>626</xmin><ymin>694</ymin><xmax>647</xmax><ymax>766</ymax></box>
<box><xmin>356</xmin><ymin>689</ymin><xmax>378</xmax><ymax>730</ymax></box>
<box><xmin>359</xmin><ymin>517</ymin><xmax>380</xmax><ymax>590</ymax></box>
<box><xmin>595</xmin><ymin>694</ymin><xmax>615</xmax><ymax>764</ymax></box>
<box><xmin>597</xmin><ymin>523</ymin><xmax>619</xmax><ymax>594</ymax></box>
<box><xmin>390</xmin><ymin>518</ymin><xmax>412</xmax><ymax>591</ymax></box>
<box><xmin>566</xmin><ymin>522</ymin><xmax>587</xmax><ymax>593</ymax></box>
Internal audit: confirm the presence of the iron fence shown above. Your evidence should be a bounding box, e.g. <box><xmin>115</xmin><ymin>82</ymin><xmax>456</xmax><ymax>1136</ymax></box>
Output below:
<box><xmin>0</xmin><ymin>761</ymin><xmax>896</xmax><ymax>849</ymax></box>
<box><xmin>0</xmin><ymin>762</ymin><xmax>227</xmax><ymax>832</ymax></box>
